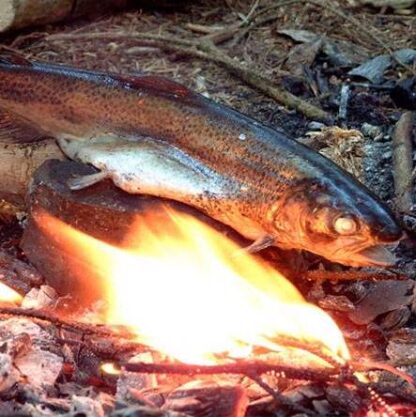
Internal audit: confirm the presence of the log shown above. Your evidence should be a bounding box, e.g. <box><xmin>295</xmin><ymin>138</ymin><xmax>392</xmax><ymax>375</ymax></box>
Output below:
<box><xmin>0</xmin><ymin>0</ymin><xmax>130</xmax><ymax>32</ymax></box>
<box><xmin>21</xmin><ymin>160</ymin><xmax>248</xmax><ymax>306</ymax></box>
<box><xmin>0</xmin><ymin>0</ymin><xmax>191</xmax><ymax>32</ymax></box>
<box><xmin>0</xmin><ymin>139</ymin><xmax>65</xmax><ymax>207</ymax></box>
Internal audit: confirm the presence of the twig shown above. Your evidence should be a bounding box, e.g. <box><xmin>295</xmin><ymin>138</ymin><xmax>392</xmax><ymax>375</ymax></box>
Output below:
<box><xmin>272</xmin><ymin>336</ymin><xmax>344</xmax><ymax>368</ymax></box>
<box><xmin>202</xmin><ymin>0</ymin><xmax>302</xmax><ymax>45</ymax></box>
<box><xmin>369</xmin><ymin>381</ymin><xmax>416</xmax><ymax>406</ymax></box>
<box><xmin>121</xmin><ymin>360</ymin><xmax>337</xmax><ymax>382</ymax></box>
<box><xmin>306</xmin><ymin>0</ymin><xmax>416</xmax><ymax>76</ymax></box>
<box><xmin>0</xmin><ymin>306</ymin><xmax>127</xmax><ymax>338</ymax></box>
<box><xmin>338</xmin><ymin>84</ymin><xmax>350</xmax><ymax>124</ymax></box>
<box><xmin>246</xmin><ymin>373</ymin><xmax>319</xmax><ymax>416</ymax></box>
<box><xmin>304</xmin><ymin>269</ymin><xmax>410</xmax><ymax>281</ymax></box>
<box><xmin>392</xmin><ymin>111</ymin><xmax>414</xmax><ymax>213</ymax></box>
<box><xmin>44</xmin><ymin>32</ymin><xmax>332</xmax><ymax>122</ymax></box>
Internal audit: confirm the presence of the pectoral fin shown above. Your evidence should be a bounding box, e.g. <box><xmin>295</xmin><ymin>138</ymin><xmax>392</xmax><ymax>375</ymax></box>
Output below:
<box><xmin>233</xmin><ymin>235</ymin><xmax>275</xmax><ymax>258</ymax></box>
<box><xmin>67</xmin><ymin>171</ymin><xmax>109</xmax><ymax>191</ymax></box>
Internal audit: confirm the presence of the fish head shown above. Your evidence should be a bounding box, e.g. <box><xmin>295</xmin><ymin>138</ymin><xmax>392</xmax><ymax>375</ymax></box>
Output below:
<box><xmin>270</xmin><ymin>179</ymin><xmax>403</xmax><ymax>267</ymax></box>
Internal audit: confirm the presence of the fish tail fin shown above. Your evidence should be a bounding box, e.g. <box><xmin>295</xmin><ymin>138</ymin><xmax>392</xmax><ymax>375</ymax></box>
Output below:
<box><xmin>0</xmin><ymin>108</ymin><xmax>47</xmax><ymax>143</ymax></box>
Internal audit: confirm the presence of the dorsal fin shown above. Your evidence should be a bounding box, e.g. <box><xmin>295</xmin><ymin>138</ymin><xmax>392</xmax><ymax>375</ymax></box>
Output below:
<box><xmin>0</xmin><ymin>49</ymin><xmax>32</xmax><ymax>67</ymax></box>
<box><xmin>113</xmin><ymin>74</ymin><xmax>200</xmax><ymax>101</ymax></box>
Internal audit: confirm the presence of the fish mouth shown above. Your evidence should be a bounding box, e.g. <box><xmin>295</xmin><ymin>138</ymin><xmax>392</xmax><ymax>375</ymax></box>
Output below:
<box><xmin>345</xmin><ymin>244</ymin><xmax>397</xmax><ymax>267</ymax></box>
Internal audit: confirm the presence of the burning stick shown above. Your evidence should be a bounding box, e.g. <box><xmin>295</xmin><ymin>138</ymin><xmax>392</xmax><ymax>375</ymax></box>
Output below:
<box><xmin>118</xmin><ymin>358</ymin><xmax>416</xmax><ymax>415</ymax></box>
<box><xmin>304</xmin><ymin>269</ymin><xmax>410</xmax><ymax>282</ymax></box>
<box><xmin>119</xmin><ymin>361</ymin><xmax>337</xmax><ymax>382</ymax></box>
<box><xmin>392</xmin><ymin>111</ymin><xmax>414</xmax><ymax>213</ymax></box>
<box><xmin>0</xmin><ymin>306</ymin><xmax>133</xmax><ymax>339</ymax></box>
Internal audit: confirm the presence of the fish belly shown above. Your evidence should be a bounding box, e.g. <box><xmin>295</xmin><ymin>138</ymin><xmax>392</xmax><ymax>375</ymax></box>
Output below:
<box><xmin>58</xmin><ymin>135</ymin><xmax>267</xmax><ymax>240</ymax></box>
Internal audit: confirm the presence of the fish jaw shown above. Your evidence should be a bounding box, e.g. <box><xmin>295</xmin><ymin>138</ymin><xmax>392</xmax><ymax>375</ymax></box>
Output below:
<box><xmin>328</xmin><ymin>243</ymin><xmax>399</xmax><ymax>267</ymax></box>
<box><xmin>347</xmin><ymin>244</ymin><xmax>397</xmax><ymax>267</ymax></box>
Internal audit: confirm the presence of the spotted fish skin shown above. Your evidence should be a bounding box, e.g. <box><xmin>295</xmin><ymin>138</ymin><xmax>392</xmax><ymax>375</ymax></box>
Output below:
<box><xmin>0</xmin><ymin>56</ymin><xmax>402</xmax><ymax>265</ymax></box>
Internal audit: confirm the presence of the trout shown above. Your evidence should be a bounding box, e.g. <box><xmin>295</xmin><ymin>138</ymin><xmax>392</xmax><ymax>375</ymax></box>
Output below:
<box><xmin>0</xmin><ymin>54</ymin><xmax>402</xmax><ymax>266</ymax></box>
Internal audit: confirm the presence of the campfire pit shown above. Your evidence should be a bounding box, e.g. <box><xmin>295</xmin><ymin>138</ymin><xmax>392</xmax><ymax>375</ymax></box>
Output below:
<box><xmin>0</xmin><ymin>1</ymin><xmax>414</xmax><ymax>415</ymax></box>
<box><xmin>0</xmin><ymin>161</ymin><xmax>403</xmax><ymax>416</ymax></box>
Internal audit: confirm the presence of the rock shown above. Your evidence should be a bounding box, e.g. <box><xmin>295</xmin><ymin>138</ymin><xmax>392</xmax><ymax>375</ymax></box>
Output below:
<box><xmin>16</xmin><ymin>348</ymin><xmax>63</xmax><ymax>389</ymax></box>
<box><xmin>387</xmin><ymin>329</ymin><xmax>416</xmax><ymax>365</ymax></box>
<box><xmin>0</xmin><ymin>317</ymin><xmax>63</xmax><ymax>389</ymax></box>
<box><xmin>325</xmin><ymin>385</ymin><xmax>362</xmax><ymax>414</ymax></box>
<box><xmin>71</xmin><ymin>395</ymin><xmax>106</xmax><ymax>417</ymax></box>
<box><xmin>307</xmin><ymin>121</ymin><xmax>326</xmax><ymax>131</ymax></box>
<box><xmin>21</xmin><ymin>285</ymin><xmax>58</xmax><ymax>310</ymax></box>
<box><xmin>116</xmin><ymin>353</ymin><xmax>157</xmax><ymax>403</ymax></box>
<box><xmin>0</xmin><ymin>318</ymin><xmax>51</xmax><ymax>345</ymax></box>
<box><xmin>361</xmin><ymin>123</ymin><xmax>382</xmax><ymax>140</ymax></box>
<box><xmin>0</xmin><ymin>353</ymin><xmax>19</xmax><ymax>392</ymax></box>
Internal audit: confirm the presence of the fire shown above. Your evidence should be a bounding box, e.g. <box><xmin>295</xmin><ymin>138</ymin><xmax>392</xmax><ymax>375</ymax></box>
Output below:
<box><xmin>35</xmin><ymin>207</ymin><xmax>349</xmax><ymax>365</ymax></box>
<box><xmin>0</xmin><ymin>283</ymin><xmax>21</xmax><ymax>304</ymax></box>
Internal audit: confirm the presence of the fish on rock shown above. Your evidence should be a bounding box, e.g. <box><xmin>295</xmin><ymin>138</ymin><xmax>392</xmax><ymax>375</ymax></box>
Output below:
<box><xmin>0</xmin><ymin>54</ymin><xmax>402</xmax><ymax>266</ymax></box>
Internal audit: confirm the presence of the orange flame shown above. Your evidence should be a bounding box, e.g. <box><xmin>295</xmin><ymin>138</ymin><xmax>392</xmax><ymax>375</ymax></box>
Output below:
<box><xmin>35</xmin><ymin>207</ymin><xmax>349</xmax><ymax>365</ymax></box>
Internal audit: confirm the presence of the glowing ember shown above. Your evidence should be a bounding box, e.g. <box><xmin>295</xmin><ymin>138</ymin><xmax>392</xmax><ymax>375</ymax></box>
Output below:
<box><xmin>35</xmin><ymin>207</ymin><xmax>349</xmax><ymax>365</ymax></box>
<box><xmin>0</xmin><ymin>282</ymin><xmax>21</xmax><ymax>304</ymax></box>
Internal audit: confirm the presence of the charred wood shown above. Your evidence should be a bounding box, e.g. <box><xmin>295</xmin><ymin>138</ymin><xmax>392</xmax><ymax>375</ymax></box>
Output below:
<box><xmin>163</xmin><ymin>381</ymin><xmax>248</xmax><ymax>417</ymax></box>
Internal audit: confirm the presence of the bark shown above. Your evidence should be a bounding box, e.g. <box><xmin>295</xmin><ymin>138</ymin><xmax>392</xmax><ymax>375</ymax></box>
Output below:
<box><xmin>392</xmin><ymin>111</ymin><xmax>414</xmax><ymax>212</ymax></box>
<box><xmin>0</xmin><ymin>139</ymin><xmax>65</xmax><ymax>206</ymax></box>
<box><xmin>0</xmin><ymin>0</ymin><xmax>130</xmax><ymax>32</ymax></box>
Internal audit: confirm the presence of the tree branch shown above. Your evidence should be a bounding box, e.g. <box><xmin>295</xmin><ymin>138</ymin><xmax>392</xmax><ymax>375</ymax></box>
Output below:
<box><xmin>45</xmin><ymin>31</ymin><xmax>332</xmax><ymax>122</ymax></box>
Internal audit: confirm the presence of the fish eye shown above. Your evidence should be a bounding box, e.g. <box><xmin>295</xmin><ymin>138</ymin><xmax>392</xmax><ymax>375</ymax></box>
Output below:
<box><xmin>334</xmin><ymin>216</ymin><xmax>358</xmax><ymax>235</ymax></box>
